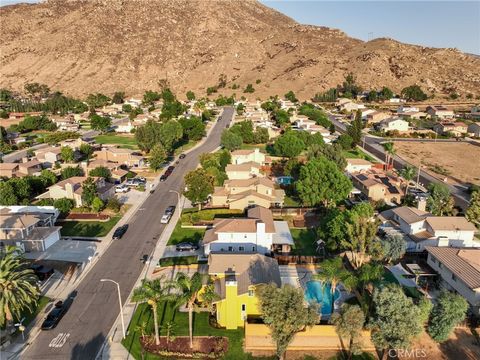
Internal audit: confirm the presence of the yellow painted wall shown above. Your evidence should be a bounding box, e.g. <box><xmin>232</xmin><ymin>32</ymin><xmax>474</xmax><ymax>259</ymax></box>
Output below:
<box><xmin>216</xmin><ymin>284</ymin><xmax>261</xmax><ymax>329</ymax></box>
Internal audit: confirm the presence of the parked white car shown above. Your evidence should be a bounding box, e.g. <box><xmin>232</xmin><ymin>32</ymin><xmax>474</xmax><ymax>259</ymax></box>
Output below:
<box><xmin>115</xmin><ymin>184</ymin><xmax>129</xmax><ymax>193</ymax></box>
<box><xmin>160</xmin><ymin>214</ymin><xmax>171</xmax><ymax>224</ymax></box>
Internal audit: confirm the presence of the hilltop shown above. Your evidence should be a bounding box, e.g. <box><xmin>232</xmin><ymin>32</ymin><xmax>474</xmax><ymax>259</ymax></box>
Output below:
<box><xmin>1</xmin><ymin>0</ymin><xmax>479</xmax><ymax>99</ymax></box>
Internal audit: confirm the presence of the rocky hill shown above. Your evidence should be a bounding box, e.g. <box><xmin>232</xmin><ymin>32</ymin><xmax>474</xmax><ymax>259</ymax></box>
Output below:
<box><xmin>1</xmin><ymin>0</ymin><xmax>479</xmax><ymax>99</ymax></box>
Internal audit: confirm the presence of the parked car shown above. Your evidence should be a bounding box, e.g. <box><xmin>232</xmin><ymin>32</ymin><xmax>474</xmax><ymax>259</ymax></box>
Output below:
<box><xmin>41</xmin><ymin>297</ymin><xmax>74</xmax><ymax>330</ymax></box>
<box><xmin>166</xmin><ymin>166</ymin><xmax>175</xmax><ymax>173</ymax></box>
<box><xmin>165</xmin><ymin>206</ymin><xmax>176</xmax><ymax>215</ymax></box>
<box><xmin>134</xmin><ymin>177</ymin><xmax>146</xmax><ymax>183</ymax></box>
<box><xmin>30</xmin><ymin>264</ymin><xmax>54</xmax><ymax>281</ymax></box>
<box><xmin>179</xmin><ymin>153</ymin><xmax>186</xmax><ymax>159</ymax></box>
<box><xmin>113</xmin><ymin>224</ymin><xmax>129</xmax><ymax>240</ymax></box>
<box><xmin>175</xmin><ymin>242</ymin><xmax>199</xmax><ymax>252</ymax></box>
<box><xmin>115</xmin><ymin>184</ymin><xmax>129</xmax><ymax>193</ymax></box>
<box><xmin>160</xmin><ymin>214</ymin><xmax>172</xmax><ymax>224</ymax></box>
<box><xmin>160</xmin><ymin>174</ymin><xmax>168</xmax><ymax>182</ymax></box>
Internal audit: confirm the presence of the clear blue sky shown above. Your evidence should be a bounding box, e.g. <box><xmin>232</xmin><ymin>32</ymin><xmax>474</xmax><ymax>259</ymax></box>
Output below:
<box><xmin>262</xmin><ymin>1</ymin><xmax>480</xmax><ymax>54</ymax></box>
<box><xmin>2</xmin><ymin>0</ymin><xmax>479</xmax><ymax>54</ymax></box>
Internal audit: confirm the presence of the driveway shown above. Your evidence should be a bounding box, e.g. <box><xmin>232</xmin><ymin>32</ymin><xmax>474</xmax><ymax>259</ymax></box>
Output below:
<box><xmin>23</xmin><ymin>240</ymin><xmax>98</xmax><ymax>264</ymax></box>
<box><xmin>161</xmin><ymin>245</ymin><xmax>202</xmax><ymax>258</ymax></box>
<box><xmin>115</xmin><ymin>187</ymin><xmax>147</xmax><ymax>205</ymax></box>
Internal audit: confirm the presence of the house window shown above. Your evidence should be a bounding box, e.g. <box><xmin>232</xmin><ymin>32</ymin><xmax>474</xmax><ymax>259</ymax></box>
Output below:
<box><xmin>451</xmin><ymin>273</ymin><xmax>457</xmax><ymax>282</ymax></box>
<box><xmin>244</xmin><ymin>235</ymin><xmax>247</xmax><ymax>239</ymax></box>
<box><xmin>438</xmin><ymin>262</ymin><xmax>443</xmax><ymax>269</ymax></box>
<box><xmin>248</xmin><ymin>289</ymin><xmax>254</xmax><ymax>297</ymax></box>
<box><xmin>228</xmin><ymin>246</ymin><xmax>233</xmax><ymax>252</ymax></box>
<box><xmin>239</xmin><ymin>246</ymin><xmax>245</xmax><ymax>251</ymax></box>
<box><xmin>241</xmin><ymin>304</ymin><xmax>246</xmax><ymax>312</ymax></box>
<box><xmin>252</xmin><ymin>246</ymin><xmax>256</xmax><ymax>252</ymax></box>
<box><xmin>431</xmin><ymin>256</ymin><xmax>437</xmax><ymax>264</ymax></box>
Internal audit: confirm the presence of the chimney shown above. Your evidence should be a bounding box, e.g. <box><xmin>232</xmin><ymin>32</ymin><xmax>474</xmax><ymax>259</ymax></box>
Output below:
<box><xmin>417</xmin><ymin>197</ymin><xmax>427</xmax><ymax>212</ymax></box>
<box><xmin>256</xmin><ymin>221</ymin><xmax>265</xmax><ymax>234</ymax></box>
<box><xmin>65</xmin><ymin>182</ymin><xmax>74</xmax><ymax>198</ymax></box>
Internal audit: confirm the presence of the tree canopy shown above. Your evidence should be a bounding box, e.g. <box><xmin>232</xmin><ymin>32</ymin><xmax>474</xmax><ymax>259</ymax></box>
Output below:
<box><xmin>183</xmin><ymin>169</ymin><xmax>215</xmax><ymax>208</ymax></box>
<box><xmin>401</xmin><ymin>85</ymin><xmax>428</xmax><ymax>101</ymax></box>
<box><xmin>427</xmin><ymin>183</ymin><xmax>454</xmax><ymax>216</ymax></box>
<box><xmin>427</xmin><ymin>291</ymin><xmax>468</xmax><ymax>342</ymax></box>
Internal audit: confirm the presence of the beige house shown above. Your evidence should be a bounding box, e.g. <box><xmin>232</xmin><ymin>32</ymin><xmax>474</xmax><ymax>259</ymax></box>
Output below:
<box><xmin>34</xmin><ymin>147</ymin><xmax>62</xmax><ymax>167</ymax></box>
<box><xmin>426</xmin><ymin>105</ymin><xmax>454</xmax><ymax>119</ymax></box>
<box><xmin>40</xmin><ymin>176</ymin><xmax>115</xmax><ymax>207</ymax></box>
<box><xmin>350</xmin><ymin>169</ymin><xmax>404</xmax><ymax>203</ymax></box>
<box><xmin>433</xmin><ymin>121</ymin><xmax>468</xmax><ymax>137</ymax></box>
<box><xmin>0</xmin><ymin>206</ymin><xmax>61</xmax><ymax>252</ymax></box>
<box><xmin>0</xmin><ymin>163</ymin><xmax>19</xmax><ymax>178</ymax></box>
<box><xmin>94</xmin><ymin>147</ymin><xmax>144</xmax><ymax>168</ymax></box>
<box><xmin>211</xmin><ymin>177</ymin><xmax>285</xmax><ymax>210</ymax></box>
<box><xmin>226</xmin><ymin>162</ymin><xmax>263</xmax><ymax>180</ymax></box>
<box><xmin>59</xmin><ymin>138</ymin><xmax>90</xmax><ymax>150</ymax></box>
<box><xmin>345</xmin><ymin>158</ymin><xmax>373</xmax><ymax>173</ymax></box>
<box><xmin>82</xmin><ymin>159</ymin><xmax>128</xmax><ymax>183</ymax></box>
<box><xmin>377</xmin><ymin>117</ymin><xmax>409</xmax><ymax>132</ymax></box>
<box><xmin>2</xmin><ymin>159</ymin><xmax>43</xmax><ymax>177</ymax></box>
<box><xmin>366</xmin><ymin>111</ymin><xmax>391</xmax><ymax>125</ymax></box>
<box><xmin>231</xmin><ymin>148</ymin><xmax>268</xmax><ymax>166</ymax></box>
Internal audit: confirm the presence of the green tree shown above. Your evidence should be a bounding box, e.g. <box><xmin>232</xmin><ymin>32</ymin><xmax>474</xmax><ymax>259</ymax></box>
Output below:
<box><xmin>296</xmin><ymin>157</ymin><xmax>352</xmax><ymax>207</ymax></box>
<box><xmin>60</xmin><ymin>146</ymin><xmax>75</xmax><ymax>163</ymax></box>
<box><xmin>427</xmin><ymin>183</ymin><xmax>454</xmax><ymax>216</ymax></box>
<box><xmin>401</xmin><ymin>85</ymin><xmax>428</xmax><ymax>101</ymax></box>
<box><xmin>418</xmin><ymin>297</ymin><xmax>433</xmax><ymax>325</ymax></box>
<box><xmin>81</xmin><ymin>177</ymin><xmax>97</xmax><ymax>207</ymax></box>
<box><xmin>172</xmin><ymin>272</ymin><xmax>204</xmax><ymax>348</ymax></box>
<box><xmin>221</xmin><ymin>129</ymin><xmax>242</xmax><ymax>151</ymax></box>
<box><xmin>274</xmin><ymin>131</ymin><xmax>305</xmax><ymax>158</ymax></box>
<box><xmin>0</xmin><ymin>246</ymin><xmax>39</xmax><ymax>329</ymax></box>
<box><xmin>142</xmin><ymin>90</ymin><xmax>161</xmax><ymax>105</ymax></box>
<box><xmin>186</xmin><ymin>91</ymin><xmax>196</xmax><ymax>101</ymax></box>
<box><xmin>91</xmin><ymin>196</ymin><xmax>104</xmax><ymax>213</ymax></box>
<box><xmin>230</xmin><ymin>120</ymin><xmax>254</xmax><ymax>143</ymax></box>
<box><xmin>253</xmin><ymin>127</ymin><xmax>269</xmax><ymax>144</ymax></box>
<box><xmin>379</xmin><ymin>87</ymin><xmax>394</xmax><ymax>100</ymax></box>
<box><xmin>132</xmin><ymin>277</ymin><xmax>171</xmax><ymax>346</ymax></box>
<box><xmin>347</xmin><ymin>110</ymin><xmax>363</xmax><ymax>146</ymax></box>
<box><xmin>179</xmin><ymin>116</ymin><xmax>205</xmax><ymax>141</ymax></box>
<box><xmin>314</xmin><ymin>258</ymin><xmax>356</xmax><ymax>315</ymax></box>
<box><xmin>342</xmin><ymin>215</ymin><xmax>379</xmax><ymax>269</ymax></box>
<box><xmin>106</xmin><ymin>197</ymin><xmax>122</xmax><ymax>213</ymax></box>
<box><xmin>336</xmin><ymin>134</ymin><xmax>354</xmax><ymax>150</ymax></box>
<box><xmin>369</xmin><ymin>284</ymin><xmax>423</xmax><ymax>359</ymax></box>
<box><xmin>236</xmin><ymin>103</ymin><xmax>245</xmax><ymax>115</ymax></box>
<box><xmin>159</xmin><ymin>120</ymin><xmax>183</xmax><ymax>151</ymax></box>
<box><xmin>53</xmin><ymin>198</ymin><xmax>75</xmax><ymax>216</ymax></box>
<box><xmin>307</xmin><ymin>143</ymin><xmax>347</xmax><ymax>170</ymax></box>
<box><xmin>122</xmin><ymin>103</ymin><xmax>132</xmax><ymax>113</ymax></box>
<box><xmin>399</xmin><ymin>166</ymin><xmax>417</xmax><ymax>195</ymax></box>
<box><xmin>89</xmin><ymin>166</ymin><xmax>111</xmax><ymax>180</ymax></box>
<box><xmin>40</xmin><ymin>169</ymin><xmax>57</xmax><ymax>187</ymax></box>
<box><xmin>331</xmin><ymin>304</ymin><xmax>366</xmax><ymax>359</ymax></box>
<box><xmin>0</xmin><ymin>182</ymin><xmax>18</xmax><ymax>206</ymax></box>
<box><xmin>184</xmin><ymin>169</ymin><xmax>214</xmax><ymax>209</ymax></box>
<box><xmin>367</xmin><ymin>90</ymin><xmax>378</xmax><ymax>102</ymax></box>
<box><xmin>10</xmin><ymin>177</ymin><xmax>31</xmax><ymax>202</ymax></box>
<box><xmin>284</xmin><ymin>90</ymin><xmax>298</xmax><ymax>103</ymax></box>
<box><xmin>85</xmin><ymin>93</ymin><xmax>111</xmax><ymax>108</ymax></box>
<box><xmin>428</xmin><ymin>291</ymin><xmax>468</xmax><ymax>342</ymax></box>
<box><xmin>61</xmin><ymin>166</ymin><xmax>83</xmax><ymax>180</ymax></box>
<box><xmin>135</xmin><ymin>120</ymin><xmax>162</xmax><ymax>152</ymax></box>
<box><xmin>257</xmin><ymin>284</ymin><xmax>318</xmax><ymax>360</ymax></box>
<box><xmin>149</xmin><ymin>144</ymin><xmax>167</xmax><ymax>171</ymax></box>
<box><xmin>466</xmin><ymin>191</ymin><xmax>480</xmax><ymax>228</ymax></box>
<box><xmin>342</xmin><ymin>73</ymin><xmax>362</xmax><ymax>98</ymax></box>
<box><xmin>357</xmin><ymin>262</ymin><xmax>384</xmax><ymax>297</ymax></box>
<box><xmin>90</xmin><ymin>114</ymin><xmax>112</xmax><ymax>132</ymax></box>
<box><xmin>272</xmin><ymin>109</ymin><xmax>291</xmax><ymax>127</ymax></box>
<box><xmin>380</xmin><ymin>234</ymin><xmax>406</xmax><ymax>263</ymax></box>
<box><xmin>112</xmin><ymin>91</ymin><xmax>125</xmax><ymax>104</ymax></box>
<box><xmin>79</xmin><ymin>143</ymin><xmax>94</xmax><ymax>160</ymax></box>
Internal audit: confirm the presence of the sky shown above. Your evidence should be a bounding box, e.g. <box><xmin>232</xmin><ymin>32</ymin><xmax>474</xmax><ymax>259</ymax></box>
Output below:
<box><xmin>262</xmin><ymin>0</ymin><xmax>480</xmax><ymax>54</ymax></box>
<box><xmin>1</xmin><ymin>0</ymin><xmax>479</xmax><ymax>54</ymax></box>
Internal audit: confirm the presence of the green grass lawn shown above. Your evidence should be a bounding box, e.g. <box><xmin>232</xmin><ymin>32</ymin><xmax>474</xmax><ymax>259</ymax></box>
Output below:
<box><xmin>290</xmin><ymin>228</ymin><xmax>317</xmax><ymax>255</ymax></box>
<box><xmin>158</xmin><ymin>256</ymin><xmax>198</xmax><ymax>267</ymax></box>
<box><xmin>342</xmin><ymin>148</ymin><xmax>376</xmax><ymax>162</ymax></box>
<box><xmin>60</xmin><ymin>215</ymin><xmax>122</xmax><ymax>237</ymax></box>
<box><xmin>2</xmin><ymin>296</ymin><xmax>51</xmax><ymax>334</ymax></box>
<box><xmin>166</xmin><ymin>221</ymin><xmax>206</xmax><ymax>246</ymax></box>
<box><xmin>181</xmin><ymin>208</ymin><xmax>243</xmax><ymax>225</ymax></box>
<box><xmin>283</xmin><ymin>195</ymin><xmax>301</xmax><ymax>207</ymax></box>
<box><xmin>94</xmin><ymin>134</ymin><xmax>139</xmax><ymax>150</ymax></box>
<box><xmin>122</xmin><ymin>302</ymin><xmax>264</xmax><ymax>360</ymax></box>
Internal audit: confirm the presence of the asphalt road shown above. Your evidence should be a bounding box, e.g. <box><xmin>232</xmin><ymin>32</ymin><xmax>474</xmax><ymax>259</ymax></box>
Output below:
<box><xmin>22</xmin><ymin>107</ymin><xmax>234</xmax><ymax>360</ymax></box>
<box><xmin>328</xmin><ymin>113</ymin><xmax>471</xmax><ymax>209</ymax></box>
<box><xmin>1</xmin><ymin>143</ymin><xmax>49</xmax><ymax>162</ymax></box>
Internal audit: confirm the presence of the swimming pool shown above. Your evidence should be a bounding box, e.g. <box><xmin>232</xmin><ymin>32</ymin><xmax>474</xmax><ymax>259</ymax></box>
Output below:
<box><xmin>304</xmin><ymin>281</ymin><xmax>340</xmax><ymax>315</ymax></box>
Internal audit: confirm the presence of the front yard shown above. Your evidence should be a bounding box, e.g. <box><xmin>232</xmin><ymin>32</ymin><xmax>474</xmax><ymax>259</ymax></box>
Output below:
<box><xmin>166</xmin><ymin>221</ymin><xmax>206</xmax><ymax>246</ymax></box>
<box><xmin>94</xmin><ymin>134</ymin><xmax>139</xmax><ymax>150</ymax></box>
<box><xmin>158</xmin><ymin>256</ymin><xmax>199</xmax><ymax>267</ymax></box>
<box><xmin>60</xmin><ymin>214</ymin><xmax>122</xmax><ymax>237</ymax></box>
<box><xmin>122</xmin><ymin>302</ymin><xmax>254</xmax><ymax>360</ymax></box>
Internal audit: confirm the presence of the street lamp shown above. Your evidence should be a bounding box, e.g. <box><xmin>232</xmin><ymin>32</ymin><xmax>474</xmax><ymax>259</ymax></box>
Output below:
<box><xmin>100</xmin><ymin>279</ymin><xmax>126</xmax><ymax>339</ymax></box>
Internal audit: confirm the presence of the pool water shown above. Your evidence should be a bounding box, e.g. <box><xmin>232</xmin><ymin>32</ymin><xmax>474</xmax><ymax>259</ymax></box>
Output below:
<box><xmin>304</xmin><ymin>281</ymin><xmax>340</xmax><ymax>315</ymax></box>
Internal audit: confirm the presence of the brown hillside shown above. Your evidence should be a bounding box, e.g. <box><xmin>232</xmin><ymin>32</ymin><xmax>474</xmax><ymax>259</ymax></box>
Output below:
<box><xmin>1</xmin><ymin>0</ymin><xmax>479</xmax><ymax>99</ymax></box>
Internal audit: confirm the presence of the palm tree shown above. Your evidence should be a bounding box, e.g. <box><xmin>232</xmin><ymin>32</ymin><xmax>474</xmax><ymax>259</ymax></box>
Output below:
<box><xmin>132</xmin><ymin>277</ymin><xmax>171</xmax><ymax>346</ymax></box>
<box><xmin>200</xmin><ymin>281</ymin><xmax>220</xmax><ymax>316</ymax></box>
<box><xmin>0</xmin><ymin>246</ymin><xmax>39</xmax><ymax>332</ymax></box>
<box><xmin>314</xmin><ymin>258</ymin><xmax>355</xmax><ymax>315</ymax></box>
<box><xmin>172</xmin><ymin>272</ymin><xmax>203</xmax><ymax>348</ymax></box>
<box><xmin>400</xmin><ymin>166</ymin><xmax>416</xmax><ymax>195</ymax></box>
<box><xmin>382</xmin><ymin>142</ymin><xmax>395</xmax><ymax>170</ymax></box>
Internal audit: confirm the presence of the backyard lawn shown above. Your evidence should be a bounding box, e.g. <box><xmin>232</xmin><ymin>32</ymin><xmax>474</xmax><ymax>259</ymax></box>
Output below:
<box><xmin>290</xmin><ymin>228</ymin><xmax>317</xmax><ymax>255</ymax></box>
<box><xmin>122</xmin><ymin>302</ymin><xmax>262</xmax><ymax>360</ymax></box>
<box><xmin>342</xmin><ymin>148</ymin><xmax>376</xmax><ymax>162</ymax></box>
<box><xmin>94</xmin><ymin>134</ymin><xmax>139</xmax><ymax>150</ymax></box>
<box><xmin>60</xmin><ymin>215</ymin><xmax>122</xmax><ymax>237</ymax></box>
<box><xmin>181</xmin><ymin>208</ymin><xmax>243</xmax><ymax>225</ymax></box>
<box><xmin>166</xmin><ymin>221</ymin><xmax>206</xmax><ymax>246</ymax></box>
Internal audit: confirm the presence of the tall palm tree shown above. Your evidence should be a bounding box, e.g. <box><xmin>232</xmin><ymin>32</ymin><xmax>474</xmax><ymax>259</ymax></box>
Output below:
<box><xmin>200</xmin><ymin>281</ymin><xmax>220</xmax><ymax>316</ymax></box>
<box><xmin>400</xmin><ymin>166</ymin><xmax>417</xmax><ymax>195</ymax></box>
<box><xmin>313</xmin><ymin>258</ymin><xmax>356</xmax><ymax>315</ymax></box>
<box><xmin>172</xmin><ymin>272</ymin><xmax>203</xmax><ymax>348</ymax></box>
<box><xmin>382</xmin><ymin>142</ymin><xmax>395</xmax><ymax>170</ymax></box>
<box><xmin>132</xmin><ymin>277</ymin><xmax>171</xmax><ymax>346</ymax></box>
<box><xmin>0</xmin><ymin>246</ymin><xmax>39</xmax><ymax>331</ymax></box>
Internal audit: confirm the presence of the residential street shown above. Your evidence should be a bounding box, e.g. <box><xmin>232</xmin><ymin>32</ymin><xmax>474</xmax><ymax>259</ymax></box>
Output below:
<box><xmin>21</xmin><ymin>107</ymin><xmax>234</xmax><ymax>360</ymax></box>
<box><xmin>327</xmin><ymin>114</ymin><xmax>471</xmax><ymax>209</ymax></box>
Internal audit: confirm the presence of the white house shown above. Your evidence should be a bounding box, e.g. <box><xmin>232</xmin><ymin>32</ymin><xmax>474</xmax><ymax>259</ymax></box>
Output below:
<box><xmin>378</xmin><ymin>117</ymin><xmax>409</xmax><ymax>132</ymax></box>
<box><xmin>380</xmin><ymin>206</ymin><xmax>478</xmax><ymax>252</ymax></box>
<box><xmin>115</xmin><ymin>119</ymin><xmax>134</xmax><ymax>133</ymax></box>
<box><xmin>125</xmin><ymin>98</ymin><xmax>142</xmax><ymax>107</ymax></box>
<box><xmin>202</xmin><ymin>206</ymin><xmax>294</xmax><ymax>255</ymax></box>
<box><xmin>426</xmin><ymin>105</ymin><xmax>454</xmax><ymax>119</ymax></box>
<box><xmin>426</xmin><ymin>247</ymin><xmax>480</xmax><ymax>316</ymax></box>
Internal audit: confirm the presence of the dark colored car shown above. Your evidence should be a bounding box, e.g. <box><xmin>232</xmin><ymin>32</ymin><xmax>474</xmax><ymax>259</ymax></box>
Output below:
<box><xmin>41</xmin><ymin>299</ymin><xmax>73</xmax><ymax>330</ymax></box>
<box><xmin>165</xmin><ymin>206</ymin><xmax>176</xmax><ymax>215</ymax></box>
<box><xmin>134</xmin><ymin>177</ymin><xmax>146</xmax><ymax>184</ymax></box>
<box><xmin>167</xmin><ymin>166</ymin><xmax>175</xmax><ymax>173</ymax></box>
<box><xmin>175</xmin><ymin>242</ymin><xmax>199</xmax><ymax>252</ymax></box>
<box><xmin>179</xmin><ymin>153</ymin><xmax>186</xmax><ymax>159</ymax></box>
<box><xmin>113</xmin><ymin>224</ymin><xmax>129</xmax><ymax>240</ymax></box>
<box><xmin>160</xmin><ymin>174</ymin><xmax>168</xmax><ymax>182</ymax></box>
<box><xmin>30</xmin><ymin>264</ymin><xmax>54</xmax><ymax>281</ymax></box>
